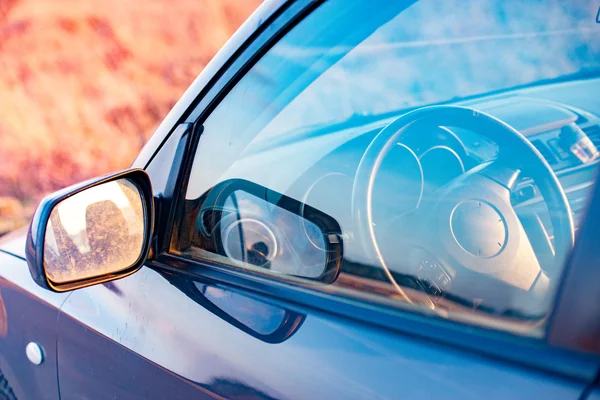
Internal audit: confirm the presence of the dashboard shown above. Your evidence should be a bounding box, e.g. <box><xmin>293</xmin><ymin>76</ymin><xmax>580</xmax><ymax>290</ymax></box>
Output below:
<box><xmin>203</xmin><ymin>77</ymin><xmax>600</xmax><ymax>320</ymax></box>
<box><xmin>283</xmin><ymin>78</ymin><xmax>600</xmax><ymax>283</ymax></box>
<box><xmin>466</xmin><ymin>95</ymin><xmax>600</xmax><ymax>238</ymax></box>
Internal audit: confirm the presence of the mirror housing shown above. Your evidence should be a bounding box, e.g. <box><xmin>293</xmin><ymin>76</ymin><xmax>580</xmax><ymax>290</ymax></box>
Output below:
<box><xmin>26</xmin><ymin>169</ymin><xmax>154</xmax><ymax>292</ymax></box>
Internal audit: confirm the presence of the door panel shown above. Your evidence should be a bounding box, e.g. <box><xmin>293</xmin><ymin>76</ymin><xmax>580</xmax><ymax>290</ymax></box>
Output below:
<box><xmin>57</xmin><ymin>265</ymin><xmax>585</xmax><ymax>400</ymax></box>
<box><xmin>57</xmin><ymin>311</ymin><xmax>217</xmax><ymax>399</ymax></box>
<box><xmin>0</xmin><ymin>252</ymin><xmax>65</xmax><ymax>400</ymax></box>
<box><xmin>585</xmin><ymin>387</ymin><xmax>600</xmax><ymax>400</ymax></box>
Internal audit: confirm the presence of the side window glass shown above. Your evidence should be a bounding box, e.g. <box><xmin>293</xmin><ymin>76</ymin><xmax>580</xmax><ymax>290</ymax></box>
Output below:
<box><xmin>172</xmin><ymin>0</ymin><xmax>600</xmax><ymax>336</ymax></box>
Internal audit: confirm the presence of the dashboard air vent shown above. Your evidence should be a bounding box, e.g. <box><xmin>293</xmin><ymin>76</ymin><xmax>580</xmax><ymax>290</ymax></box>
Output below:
<box><xmin>583</xmin><ymin>125</ymin><xmax>600</xmax><ymax>148</ymax></box>
<box><xmin>531</xmin><ymin>139</ymin><xmax>557</xmax><ymax>164</ymax></box>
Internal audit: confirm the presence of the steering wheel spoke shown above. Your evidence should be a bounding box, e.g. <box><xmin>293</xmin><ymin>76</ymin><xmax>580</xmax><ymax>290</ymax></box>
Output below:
<box><xmin>476</xmin><ymin>159</ymin><xmax>521</xmax><ymax>191</ymax></box>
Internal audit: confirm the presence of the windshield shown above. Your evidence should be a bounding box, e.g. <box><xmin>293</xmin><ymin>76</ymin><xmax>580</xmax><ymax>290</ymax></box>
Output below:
<box><xmin>190</xmin><ymin>0</ymin><xmax>600</xmax><ymax>198</ymax></box>
<box><xmin>263</xmin><ymin>0</ymin><xmax>600</xmax><ymax>134</ymax></box>
<box><xmin>183</xmin><ymin>0</ymin><xmax>600</xmax><ymax>336</ymax></box>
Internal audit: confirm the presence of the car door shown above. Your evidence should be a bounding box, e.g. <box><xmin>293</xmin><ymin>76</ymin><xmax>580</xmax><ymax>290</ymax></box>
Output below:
<box><xmin>0</xmin><ymin>246</ymin><xmax>68</xmax><ymax>400</ymax></box>
<box><xmin>56</xmin><ymin>0</ymin><xmax>600</xmax><ymax>399</ymax></box>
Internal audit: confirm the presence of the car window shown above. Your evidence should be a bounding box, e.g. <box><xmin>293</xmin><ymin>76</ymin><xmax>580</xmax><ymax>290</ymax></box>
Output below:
<box><xmin>172</xmin><ymin>0</ymin><xmax>600</xmax><ymax>336</ymax></box>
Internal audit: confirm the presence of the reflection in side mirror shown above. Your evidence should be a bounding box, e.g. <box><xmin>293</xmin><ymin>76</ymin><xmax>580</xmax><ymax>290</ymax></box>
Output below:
<box><xmin>26</xmin><ymin>169</ymin><xmax>153</xmax><ymax>292</ymax></box>
<box><xmin>45</xmin><ymin>179</ymin><xmax>145</xmax><ymax>284</ymax></box>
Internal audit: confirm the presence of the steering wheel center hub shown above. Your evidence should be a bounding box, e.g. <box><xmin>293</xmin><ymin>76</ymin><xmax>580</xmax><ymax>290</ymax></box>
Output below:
<box><xmin>450</xmin><ymin>200</ymin><xmax>507</xmax><ymax>257</ymax></box>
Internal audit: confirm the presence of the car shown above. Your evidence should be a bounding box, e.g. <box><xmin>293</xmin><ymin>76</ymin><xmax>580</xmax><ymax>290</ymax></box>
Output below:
<box><xmin>1</xmin><ymin>0</ymin><xmax>600</xmax><ymax>398</ymax></box>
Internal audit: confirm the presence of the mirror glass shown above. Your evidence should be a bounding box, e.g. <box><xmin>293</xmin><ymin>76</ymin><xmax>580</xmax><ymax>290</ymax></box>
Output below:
<box><xmin>215</xmin><ymin>190</ymin><xmax>328</xmax><ymax>279</ymax></box>
<box><xmin>43</xmin><ymin>178</ymin><xmax>146</xmax><ymax>284</ymax></box>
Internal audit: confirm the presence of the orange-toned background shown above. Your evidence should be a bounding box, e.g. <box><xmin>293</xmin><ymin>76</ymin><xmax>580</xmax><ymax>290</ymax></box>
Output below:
<box><xmin>0</xmin><ymin>0</ymin><xmax>261</xmax><ymax>234</ymax></box>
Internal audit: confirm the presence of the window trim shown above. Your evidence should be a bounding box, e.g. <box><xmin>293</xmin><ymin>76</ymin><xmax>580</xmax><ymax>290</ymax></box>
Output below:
<box><xmin>152</xmin><ymin>252</ymin><xmax>599</xmax><ymax>382</ymax></box>
<box><xmin>132</xmin><ymin>0</ymin><xmax>302</xmax><ymax>170</ymax></box>
<box><xmin>145</xmin><ymin>0</ymin><xmax>600</xmax><ymax>383</ymax></box>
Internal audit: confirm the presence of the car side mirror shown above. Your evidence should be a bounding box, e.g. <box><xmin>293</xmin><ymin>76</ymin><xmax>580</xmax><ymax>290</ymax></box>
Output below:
<box><xmin>26</xmin><ymin>169</ymin><xmax>153</xmax><ymax>292</ymax></box>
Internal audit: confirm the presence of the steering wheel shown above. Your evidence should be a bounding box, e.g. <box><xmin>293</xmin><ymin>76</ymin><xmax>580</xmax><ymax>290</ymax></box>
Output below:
<box><xmin>352</xmin><ymin>105</ymin><xmax>575</xmax><ymax>316</ymax></box>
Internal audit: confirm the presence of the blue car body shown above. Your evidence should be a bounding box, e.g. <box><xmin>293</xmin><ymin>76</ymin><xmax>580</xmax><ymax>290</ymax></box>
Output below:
<box><xmin>1</xmin><ymin>1</ymin><xmax>600</xmax><ymax>399</ymax></box>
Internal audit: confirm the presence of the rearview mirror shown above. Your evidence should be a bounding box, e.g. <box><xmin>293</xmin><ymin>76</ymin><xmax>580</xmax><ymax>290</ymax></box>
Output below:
<box><xmin>26</xmin><ymin>169</ymin><xmax>153</xmax><ymax>292</ymax></box>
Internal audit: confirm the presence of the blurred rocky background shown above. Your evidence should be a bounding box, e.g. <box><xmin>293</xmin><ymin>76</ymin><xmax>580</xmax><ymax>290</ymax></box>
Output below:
<box><xmin>0</xmin><ymin>0</ymin><xmax>261</xmax><ymax>235</ymax></box>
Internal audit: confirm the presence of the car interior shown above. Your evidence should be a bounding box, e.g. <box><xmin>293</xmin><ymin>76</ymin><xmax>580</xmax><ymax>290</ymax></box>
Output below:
<box><xmin>171</xmin><ymin>0</ymin><xmax>600</xmax><ymax>334</ymax></box>
<box><xmin>174</xmin><ymin>76</ymin><xmax>600</xmax><ymax>334</ymax></box>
